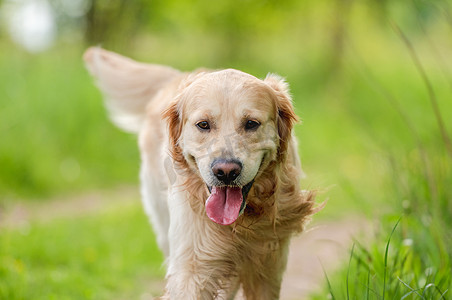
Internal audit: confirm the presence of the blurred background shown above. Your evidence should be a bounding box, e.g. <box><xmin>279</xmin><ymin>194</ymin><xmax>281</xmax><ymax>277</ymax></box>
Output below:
<box><xmin>0</xmin><ymin>0</ymin><xmax>451</xmax><ymax>299</ymax></box>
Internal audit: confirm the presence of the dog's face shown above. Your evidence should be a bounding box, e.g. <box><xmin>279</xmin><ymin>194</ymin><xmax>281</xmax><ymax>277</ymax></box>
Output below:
<box><xmin>181</xmin><ymin>71</ymin><xmax>278</xmax><ymax>188</ymax></box>
<box><xmin>165</xmin><ymin>70</ymin><xmax>297</xmax><ymax>225</ymax></box>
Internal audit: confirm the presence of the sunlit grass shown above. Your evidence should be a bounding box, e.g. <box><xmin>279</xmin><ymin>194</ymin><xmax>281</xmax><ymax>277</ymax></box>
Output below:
<box><xmin>311</xmin><ymin>141</ymin><xmax>451</xmax><ymax>299</ymax></box>
<box><xmin>0</xmin><ymin>200</ymin><xmax>164</xmax><ymax>299</ymax></box>
<box><xmin>313</xmin><ymin>214</ymin><xmax>451</xmax><ymax>299</ymax></box>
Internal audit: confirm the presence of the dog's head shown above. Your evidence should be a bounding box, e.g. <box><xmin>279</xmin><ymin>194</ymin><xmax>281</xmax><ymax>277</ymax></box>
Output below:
<box><xmin>164</xmin><ymin>69</ymin><xmax>297</xmax><ymax>225</ymax></box>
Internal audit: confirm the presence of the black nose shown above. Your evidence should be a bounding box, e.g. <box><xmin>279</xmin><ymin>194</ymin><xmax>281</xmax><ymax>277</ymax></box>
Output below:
<box><xmin>212</xmin><ymin>159</ymin><xmax>242</xmax><ymax>185</ymax></box>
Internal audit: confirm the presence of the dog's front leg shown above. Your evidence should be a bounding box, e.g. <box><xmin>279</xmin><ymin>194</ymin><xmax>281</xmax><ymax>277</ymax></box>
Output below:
<box><xmin>163</xmin><ymin>241</ymin><xmax>238</xmax><ymax>300</ymax></box>
<box><xmin>240</xmin><ymin>239</ymin><xmax>290</xmax><ymax>300</ymax></box>
<box><xmin>162</xmin><ymin>190</ymin><xmax>237</xmax><ymax>300</ymax></box>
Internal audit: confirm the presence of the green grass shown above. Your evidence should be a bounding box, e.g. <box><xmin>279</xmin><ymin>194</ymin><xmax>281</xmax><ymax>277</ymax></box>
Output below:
<box><xmin>0</xmin><ymin>199</ymin><xmax>164</xmax><ymax>299</ymax></box>
<box><xmin>291</xmin><ymin>2</ymin><xmax>451</xmax><ymax>298</ymax></box>
<box><xmin>309</xmin><ymin>45</ymin><xmax>452</xmax><ymax>300</ymax></box>
<box><xmin>0</xmin><ymin>43</ymin><xmax>139</xmax><ymax>200</ymax></box>
<box><xmin>309</xmin><ymin>56</ymin><xmax>452</xmax><ymax>297</ymax></box>
<box><xmin>313</xmin><ymin>215</ymin><xmax>451</xmax><ymax>299</ymax></box>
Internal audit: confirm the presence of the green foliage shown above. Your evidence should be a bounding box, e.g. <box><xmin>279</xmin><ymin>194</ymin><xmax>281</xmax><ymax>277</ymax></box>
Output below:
<box><xmin>310</xmin><ymin>22</ymin><xmax>452</xmax><ymax>295</ymax></box>
<box><xmin>313</xmin><ymin>214</ymin><xmax>451</xmax><ymax>299</ymax></box>
<box><xmin>0</xmin><ymin>201</ymin><xmax>164</xmax><ymax>299</ymax></box>
<box><xmin>0</xmin><ymin>44</ymin><xmax>139</xmax><ymax>199</ymax></box>
<box><xmin>295</xmin><ymin>1</ymin><xmax>451</xmax><ymax>298</ymax></box>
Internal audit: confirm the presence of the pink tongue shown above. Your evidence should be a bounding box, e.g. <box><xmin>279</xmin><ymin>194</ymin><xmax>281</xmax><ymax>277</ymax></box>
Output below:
<box><xmin>205</xmin><ymin>186</ymin><xmax>243</xmax><ymax>225</ymax></box>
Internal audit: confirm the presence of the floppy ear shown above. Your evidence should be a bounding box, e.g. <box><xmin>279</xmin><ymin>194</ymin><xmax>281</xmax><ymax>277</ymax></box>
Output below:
<box><xmin>264</xmin><ymin>74</ymin><xmax>298</xmax><ymax>160</ymax></box>
<box><xmin>162</xmin><ymin>100</ymin><xmax>186</xmax><ymax>168</ymax></box>
<box><xmin>83</xmin><ymin>47</ymin><xmax>181</xmax><ymax>133</ymax></box>
<box><xmin>161</xmin><ymin>71</ymin><xmax>208</xmax><ymax>170</ymax></box>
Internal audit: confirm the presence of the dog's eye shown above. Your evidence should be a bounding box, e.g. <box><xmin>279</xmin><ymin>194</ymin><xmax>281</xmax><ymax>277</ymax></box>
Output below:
<box><xmin>196</xmin><ymin>121</ymin><xmax>210</xmax><ymax>130</ymax></box>
<box><xmin>245</xmin><ymin>120</ymin><xmax>260</xmax><ymax>130</ymax></box>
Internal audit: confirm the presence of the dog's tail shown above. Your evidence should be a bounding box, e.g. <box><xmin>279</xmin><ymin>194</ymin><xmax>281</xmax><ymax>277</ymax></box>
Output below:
<box><xmin>83</xmin><ymin>47</ymin><xmax>182</xmax><ymax>133</ymax></box>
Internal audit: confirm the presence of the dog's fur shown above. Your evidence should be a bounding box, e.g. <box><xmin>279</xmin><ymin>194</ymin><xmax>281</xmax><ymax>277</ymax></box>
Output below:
<box><xmin>84</xmin><ymin>47</ymin><xmax>317</xmax><ymax>300</ymax></box>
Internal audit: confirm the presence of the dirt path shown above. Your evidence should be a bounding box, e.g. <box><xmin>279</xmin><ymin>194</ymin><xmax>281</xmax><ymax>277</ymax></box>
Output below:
<box><xmin>281</xmin><ymin>218</ymin><xmax>367</xmax><ymax>299</ymax></box>
<box><xmin>0</xmin><ymin>186</ymin><xmax>139</xmax><ymax>228</ymax></box>
<box><xmin>1</xmin><ymin>188</ymin><xmax>366</xmax><ymax>299</ymax></box>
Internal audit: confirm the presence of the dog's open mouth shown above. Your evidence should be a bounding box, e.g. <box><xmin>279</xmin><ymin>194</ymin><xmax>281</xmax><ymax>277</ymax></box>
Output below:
<box><xmin>205</xmin><ymin>181</ymin><xmax>253</xmax><ymax>225</ymax></box>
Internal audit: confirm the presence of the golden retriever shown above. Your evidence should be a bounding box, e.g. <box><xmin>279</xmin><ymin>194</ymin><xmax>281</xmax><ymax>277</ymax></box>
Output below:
<box><xmin>84</xmin><ymin>47</ymin><xmax>317</xmax><ymax>300</ymax></box>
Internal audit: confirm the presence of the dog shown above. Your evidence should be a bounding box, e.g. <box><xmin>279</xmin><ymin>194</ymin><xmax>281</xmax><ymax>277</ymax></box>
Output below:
<box><xmin>84</xmin><ymin>47</ymin><xmax>317</xmax><ymax>300</ymax></box>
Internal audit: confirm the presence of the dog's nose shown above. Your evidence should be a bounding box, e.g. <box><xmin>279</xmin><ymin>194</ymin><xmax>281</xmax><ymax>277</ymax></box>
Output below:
<box><xmin>212</xmin><ymin>160</ymin><xmax>242</xmax><ymax>185</ymax></box>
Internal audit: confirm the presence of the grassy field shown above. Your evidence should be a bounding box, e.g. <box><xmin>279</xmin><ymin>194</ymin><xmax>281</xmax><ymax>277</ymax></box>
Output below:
<box><xmin>0</xmin><ymin>194</ymin><xmax>164</xmax><ymax>299</ymax></box>
<box><xmin>1</xmin><ymin>0</ymin><xmax>452</xmax><ymax>299</ymax></box>
<box><xmin>0</xmin><ymin>44</ymin><xmax>140</xmax><ymax>199</ymax></box>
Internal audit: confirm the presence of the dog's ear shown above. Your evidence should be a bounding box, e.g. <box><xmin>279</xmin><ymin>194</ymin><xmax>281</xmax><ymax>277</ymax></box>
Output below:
<box><xmin>161</xmin><ymin>71</ymin><xmax>207</xmax><ymax>169</ymax></box>
<box><xmin>162</xmin><ymin>100</ymin><xmax>185</xmax><ymax>167</ymax></box>
<box><xmin>83</xmin><ymin>47</ymin><xmax>181</xmax><ymax>133</ymax></box>
<box><xmin>264</xmin><ymin>74</ymin><xmax>298</xmax><ymax>160</ymax></box>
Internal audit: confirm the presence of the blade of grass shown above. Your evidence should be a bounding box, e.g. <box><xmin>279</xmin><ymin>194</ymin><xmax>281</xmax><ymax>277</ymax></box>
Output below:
<box><xmin>424</xmin><ymin>283</ymin><xmax>448</xmax><ymax>300</ymax></box>
<box><xmin>401</xmin><ymin>290</ymin><xmax>422</xmax><ymax>300</ymax></box>
<box><xmin>390</xmin><ymin>20</ymin><xmax>452</xmax><ymax>160</ymax></box>
<box><xmin>346</xmin><ymin>243</ymin><xmax>355</xmax><ymax>300</ymax></box>
<box><xmin>320</xmin><ymin>260</ymin><xmax>337</xmax><ymax>300</ymax></box>
<box><xmin>353</xmin><ymin>238</ymin><xmax>373</xmax><ymax>263</ymax></box>
<box><xmin>358</xmin><ymin>272</ymin><xmax>380</xmax><ymax>299</ymax></box>
<box><xmin>397</xmin><ymin>277</ymin><xmax>424</xmax><ymax>300</ymax></box>
<box><xmin>366</xmin><ymin>270</ymin><xmax>370</xmax><ymax>300</ymax></box>
<box><xmin>398</xmin><ymin>277</ymin><xmax>424</xmax><ymax>299</ymax></box>
<box><xmin>391</xmin><ymin>279</ymin><xmax>401</xmax><ymax>300</ymax></box>
<box><xmin>412</xmin><ymin>0</ymin><xmax>452</xmax><ymax>94</ymax></box>
<box><xmin>383</xmin><ymin>217</ymin><xmax>402</xmax><ymax>300</ymax></box>
<box><xmin>421</xmin><ymin>283</ymin><xmax>436</xmax><ymax>299</ymax></box>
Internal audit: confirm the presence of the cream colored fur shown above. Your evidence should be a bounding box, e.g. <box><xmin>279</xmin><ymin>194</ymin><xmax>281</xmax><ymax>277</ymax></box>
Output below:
<box><xmin>84</xmin><ymin>47</ymin><xmax>317</xmax><ymax>300</ymax></box>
